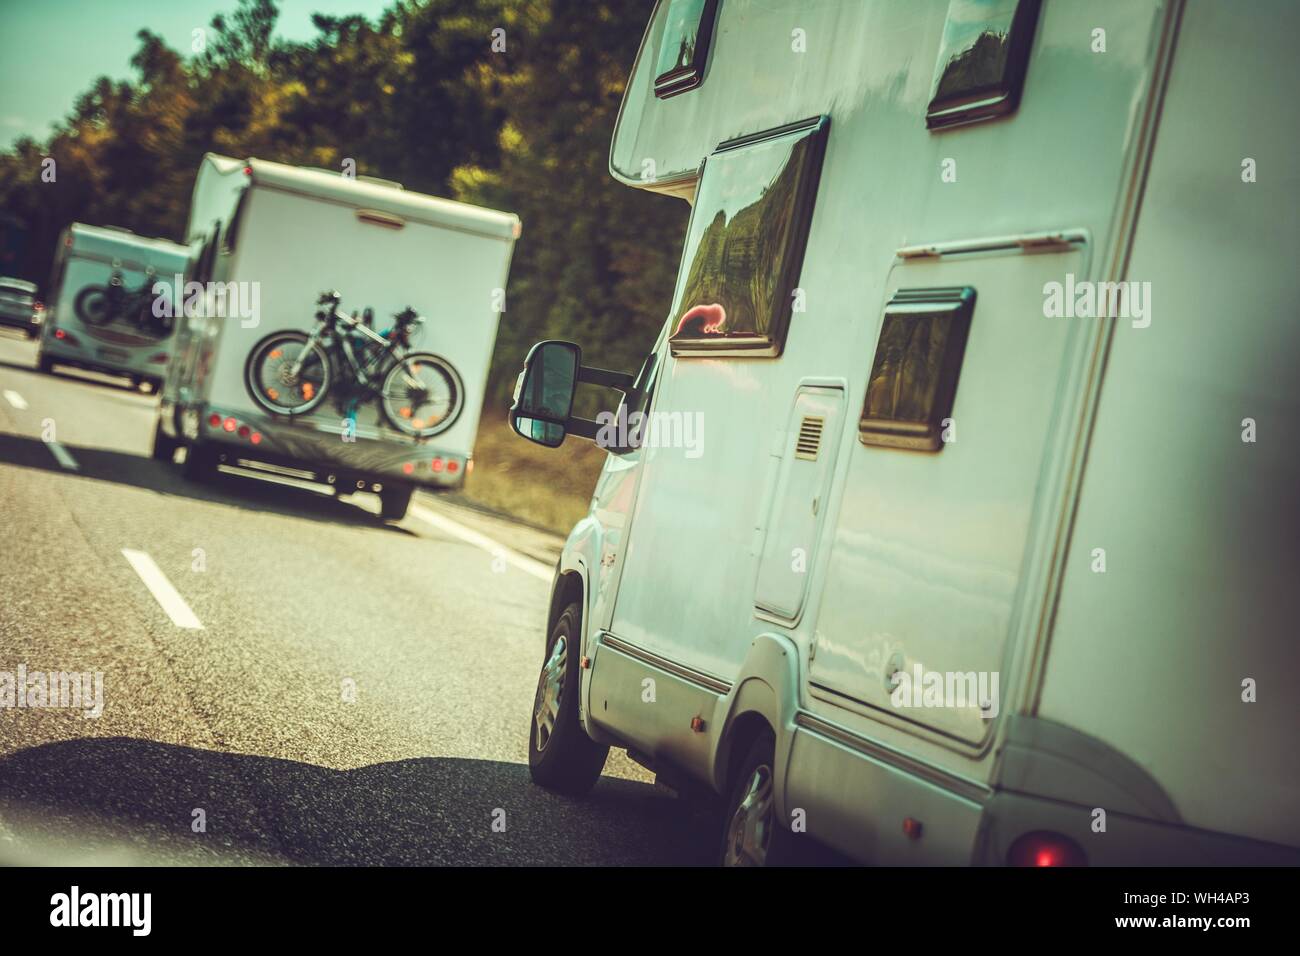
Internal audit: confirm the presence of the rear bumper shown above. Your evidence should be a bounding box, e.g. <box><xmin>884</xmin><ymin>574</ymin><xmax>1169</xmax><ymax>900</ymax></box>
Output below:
<box><xmin>41</xmin><ymin>331</ymin><xmax>169</xmax><ymax>377</ymax></box>
<box><xmin>172</xmin><ymin>400</ymin><xmax>468</xmax><ymax>491</ymax></box>
<box><xmin>0</xmin><ymin>310</ymin><xmax>36</xmax><ymax>333</ymax></box>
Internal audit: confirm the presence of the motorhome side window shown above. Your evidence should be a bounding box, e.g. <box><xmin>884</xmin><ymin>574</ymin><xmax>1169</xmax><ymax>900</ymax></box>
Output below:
<box><xmin>926</xmin><ymin>0</ymin><xmax>1040</xmax><ymax>129</ymax></box>
<box><xmin>668</xmin><ymin>116</ymin><xmax>829</xmax><ymax>358</ymax></box>
<box><xmin>197</xmin><ymin>222</ymin><xmax>220</xmax><ymax>282</ymax></box>
<box><xmin>221</xmin><ymin>190</ymin><xmax>250</xmax><ymax>255</ymax></box>
<box><xmin>653</xmin><ymin>0</ymin><xmax>720</xmax><ymax>98</ymax></box>
<box><xmin>859</xmin><ymin>287</ymin><xmax>975</xmax><ymax>452</ymax></box>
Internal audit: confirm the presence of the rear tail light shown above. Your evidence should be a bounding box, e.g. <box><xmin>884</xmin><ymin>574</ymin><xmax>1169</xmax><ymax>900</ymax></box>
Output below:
<box><xmin>207</xmin><ymin>413</ymin><xmax>261</xmax><ymax>444</ymax></box>
<box><xmin>1007</xmin><ymin>831</ymin><xmax>1087</xmax><ymax>867</ymax></box>
<box><xmin>446</xmin><ymin>460</ymin><xmax>459</xmax><ymax>473</ymax></box>
<box><xmin>402</xmin><ymin>462</ymin><xmax>414</xmax><ymax>475</ymax></box>
<box><xmin>430</xmin><ymin>457</ymin><xmax>444</xmax><ymax>472</ymax></box>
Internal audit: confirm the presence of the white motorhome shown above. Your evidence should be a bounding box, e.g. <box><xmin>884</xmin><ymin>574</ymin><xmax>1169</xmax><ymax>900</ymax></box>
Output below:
<box><xmin>37</xmin><ymin>223</ymin><xmax>190</xmax><ymax>391</ymax></box>
<box><xmin>157</xmin><ymin>154</ymin><xmax>519</xmax><ymax>520</ymax></box>
<box><xmin>510</xmin><ymin>0</ymin><xmax>1300</xmax><ymax>865</ymax></box>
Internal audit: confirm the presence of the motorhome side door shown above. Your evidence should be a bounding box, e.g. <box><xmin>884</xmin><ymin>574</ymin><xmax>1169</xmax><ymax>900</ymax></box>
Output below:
<box><xmin>810</xmin><ymin>234</ymin><xmax>1091</xmax><ymax>747</ymax></box>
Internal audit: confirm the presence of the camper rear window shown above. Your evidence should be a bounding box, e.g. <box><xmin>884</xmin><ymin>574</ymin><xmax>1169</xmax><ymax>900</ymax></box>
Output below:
<box><xmin>668</xmin><ymin>116</ymin><xmax>829</xmax><ymax>358</ymax></box>
<box><xmin>926</xmin><ymin>0</ymin><xmax>1040</xmax><ymax>129</ymax></box>
<box><xmin>859</xmin><ymin>287</ymin><xmax>975</xmax><ymax>452</ymax></box>
<box><xmin>653</xmin><ymin>0</ymin><xmax>720</xmax><ymax>98</ymax></box>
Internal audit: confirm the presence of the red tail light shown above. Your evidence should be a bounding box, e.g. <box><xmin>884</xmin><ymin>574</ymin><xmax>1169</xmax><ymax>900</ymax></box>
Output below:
<box><xmin>222</xmin><ymin>417</ymin><xmax>237</xmax><ymax>433</ymax></box>
<box><xmin>430</xmin><ymin>457</ymin><xmax>444</xmax><ymax>472</ymax></box>
<box><xmin>446</xmin><ymin>460</ymin><xmax>459</xmax><ymax>473</ymax></box>
<box><xmin>208</xmin><ymin>413</ymin><xmax>221</xmax><ymax>428</ymax></box>
<box><xmin>402</xmin><ymin>462</ymin><xmax>414</xmax><ymax>475</ymax></box>
<box><xmin>237</xmin><ymin>425</ymin><xmax>250</xmax><ymax>439</ymax></box>
<box><xmin>250</xmin><ymin>432</ymin><xmax>262</xmax><ymax>445</ymax></box>
<box><xmin>1007</xmin><ymin>831</ymin><xmax>1086</xmax><ymax>867</ymax></box>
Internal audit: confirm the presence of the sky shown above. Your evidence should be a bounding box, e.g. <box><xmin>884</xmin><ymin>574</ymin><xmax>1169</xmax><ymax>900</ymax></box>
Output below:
<box><xmin>0</xmin><ymin>0</ymin><xmax>395</xmax><ymax>149</ymax></box>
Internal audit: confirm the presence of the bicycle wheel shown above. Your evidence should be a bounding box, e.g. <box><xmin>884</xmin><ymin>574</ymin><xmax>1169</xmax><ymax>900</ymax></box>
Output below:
<box><xmin>244</xmin><ymin>331</ymin><xmax>331</xmax><ymax>416</ymax></box>
<box><xmin>74</xmin><ymin>286</ymin><xmax>114</xmax><ymax>326</ymax></box>
<box><xmin>379</xmin><ymin>351</ymin><xmax>463</xmax><ymax>438</ymax></box>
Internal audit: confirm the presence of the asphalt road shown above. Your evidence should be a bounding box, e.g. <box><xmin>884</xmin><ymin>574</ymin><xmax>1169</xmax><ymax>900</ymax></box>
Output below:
<box><xmin>0</xmin><ymin>331</ymin><xmax>715</xmax><ymax>865</ymax></box>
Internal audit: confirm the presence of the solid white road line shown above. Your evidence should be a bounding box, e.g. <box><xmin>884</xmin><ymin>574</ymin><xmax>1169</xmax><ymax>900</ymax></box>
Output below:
<box><xmin>3</xmin><ymin>389</ymin><xmax>27</xmax><ymax>409</ymax></box>
<box><xmin>121</xmin><ymin>549</ymin><xmax>204</xmax><ymax>630</ymax></box>
<box><xmin>46</xmin><ymin>441</ymin><xmax>80</xmax><ymax>471</ymax></box>
<box><xmin>410</xmin><ymin>503</ymin><xmax>553</xmax><ymax>582</ymax></box>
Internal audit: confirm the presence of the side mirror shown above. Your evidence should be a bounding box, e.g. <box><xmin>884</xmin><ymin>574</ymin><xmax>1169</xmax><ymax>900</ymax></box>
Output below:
<box><xmin>510</xmin><ymin>340</ymin><xmax>581</xmax><ymax>447</ymax></box>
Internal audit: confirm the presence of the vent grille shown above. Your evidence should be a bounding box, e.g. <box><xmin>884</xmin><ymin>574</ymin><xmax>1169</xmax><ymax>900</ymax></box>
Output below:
<box><xmin>794</xmin><ymin>415</ymin><xmax>825</xmax><ymax>461</ymax></box>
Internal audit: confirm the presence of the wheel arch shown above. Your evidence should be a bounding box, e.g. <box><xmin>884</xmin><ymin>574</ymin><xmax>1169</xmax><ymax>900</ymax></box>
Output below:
<box><xmin>712</xmin><ymin>632</ymin><xmax>803</xmax><ymax>806</ymax></box>
<box><xmin>546</xmin><ymin>566</ymin><xmax>587</xmax><ymax>652</ymax></box>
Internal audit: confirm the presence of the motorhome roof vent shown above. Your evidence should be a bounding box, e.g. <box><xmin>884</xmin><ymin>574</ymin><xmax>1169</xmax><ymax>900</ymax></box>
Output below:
<box><xmin>795</xmin><ymin>415</ymin><xmax>825</xmax><ymax>461</ymax></box>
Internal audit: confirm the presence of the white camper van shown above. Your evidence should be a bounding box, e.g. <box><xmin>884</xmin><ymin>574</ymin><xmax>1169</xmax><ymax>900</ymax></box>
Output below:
<box><xmin>37</xmin><ymin>224</ymin><xmax>190</xmax><ymax>391</ymax></box>
<box><xmin>509</xmin><ymin>0</ymin><xmax>1300</xmax><ymax>866</ymax></box>
<box><xmin>157</xmin><ymin>154</ymin><xmax>519</xmax><ymax>520</ymax></box>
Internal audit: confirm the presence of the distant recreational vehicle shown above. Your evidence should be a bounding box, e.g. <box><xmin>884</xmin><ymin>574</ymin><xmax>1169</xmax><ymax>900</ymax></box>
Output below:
<box><xmin>156</xmin><ymin>154</ymin><xmax>520</xmax><ymax>521</ymax></box>
<box><xmin>509</xmin><ymin>0</ymin><xmax>1300</xmax><ymax>865</ymax></box>
<box><xmin>37</xmin><ymin>223</ymin><xmax>190</xmax><ymax>391</ymax></box>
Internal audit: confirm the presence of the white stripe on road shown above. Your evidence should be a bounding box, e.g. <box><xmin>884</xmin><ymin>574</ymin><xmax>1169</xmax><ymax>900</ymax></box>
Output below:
<box><xmin>121</xmin><ymin>549</ymin><xmax>204</xmax><ymax>630</ymax></box>
<box><xmin>46</xmin><ymin>442</ymin><xmax>80</xmax><ymax>471</ymax></box>
<box><xmin>410</xmin><ymin>503</ymin><xmax>552</xmax><ymax>582</ymax></box>
<box><xmin>3</xmin><ymin>389</ymin><xmax>27</xmax><ymax>409</ymax></box>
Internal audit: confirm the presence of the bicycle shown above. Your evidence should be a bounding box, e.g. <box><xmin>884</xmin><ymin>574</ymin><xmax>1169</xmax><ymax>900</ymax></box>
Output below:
<box><xmin>243</xmin><ymin>290</ymin><xmax>464</xmax><ymax>439</ymax></box>
<box><xmin>74</xmin><ymin>268</ymin><xmax>173</xmax><ymax>337</ymax></box>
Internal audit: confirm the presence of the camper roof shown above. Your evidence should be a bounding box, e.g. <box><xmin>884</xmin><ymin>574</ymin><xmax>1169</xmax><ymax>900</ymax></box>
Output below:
<box><xmin>197</xmin><ymin>153</ymin><xmax>520</xmax><ymax>242</ymax></box>
<box><xmin>65</xmin><ymin>223</ymin><xmax>191</xmax><ymax>270</ymax></box>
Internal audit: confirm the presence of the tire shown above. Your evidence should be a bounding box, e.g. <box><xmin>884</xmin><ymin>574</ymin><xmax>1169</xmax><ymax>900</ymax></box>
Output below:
<box><xmin>74</xmin><ymin>286</ymin><xmax>114</xmax><ymax>326</ymax></box>
<box><xmin>36</xmin><ymin>353</ymin><xmax>54</xmax><ymax>375</ymax></box>
<box><xmin>151</xmin><ymin>420</ymin><xmax>179</xmax><ymax>462</ymax></box>
<box><xmin>720</xmin><ymin>730</ymin><xmax>797</xmax><ymax>867</ymax></box>
<box><xmin>180</xmin><ymin>442</ymin><xmax>216</xmax><ymax>482</ymax></box>
<box><xmin>244</xmin><ymin>331</ymin><xmax>331</xmax><ymax>417</ymax></box>
<box><xmin>378</xmin><ymin>483</ymin><xmax>413</xmax><ymax>521</ymax></box>
<box><xmin>527</xmin><ymin>601</ymin><xmax>608</xmax><ymax>795</ymax></box>
<box><xmin>379</xmin><ymin>351</ymin><xmax>463</xmax><ymax>438</ymax></box>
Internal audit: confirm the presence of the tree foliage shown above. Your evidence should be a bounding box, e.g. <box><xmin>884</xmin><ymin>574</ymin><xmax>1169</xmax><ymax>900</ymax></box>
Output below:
<box><xmin>0</xmin><ymin>0</ymin><xmax>686</xmax><ymax>402</ymax></box>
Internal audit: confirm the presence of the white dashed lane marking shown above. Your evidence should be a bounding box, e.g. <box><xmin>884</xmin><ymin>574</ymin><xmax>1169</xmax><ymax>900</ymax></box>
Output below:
<box><xmin>121</xmin><ymin>549</ymin><xmax>204</xmax><ymax>630</ymax></box>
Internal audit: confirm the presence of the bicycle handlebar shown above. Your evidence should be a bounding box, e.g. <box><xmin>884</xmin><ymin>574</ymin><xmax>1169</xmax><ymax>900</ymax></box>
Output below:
<box><xmin>314</xmin><ymin>292</ymin><xmax>422</xmax><ymax>329</ymax></box>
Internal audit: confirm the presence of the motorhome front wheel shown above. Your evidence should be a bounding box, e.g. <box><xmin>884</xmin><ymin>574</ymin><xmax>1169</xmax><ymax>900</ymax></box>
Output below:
<box><xmin>527</xmin><ymin>602</ymin><xmax>608</xmax><ymax>795</ymax></box>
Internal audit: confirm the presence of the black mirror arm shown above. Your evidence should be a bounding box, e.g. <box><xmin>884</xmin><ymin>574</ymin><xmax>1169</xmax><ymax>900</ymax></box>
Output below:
<box><xmin>564</xmin><ymin>417</ymin><xmax>605</xmax><ymax>442</ymax></box>
<box><xmin>577</xmin><ymin>365</ymin><xmax>635</xmax><ymax>391</ymax></box>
